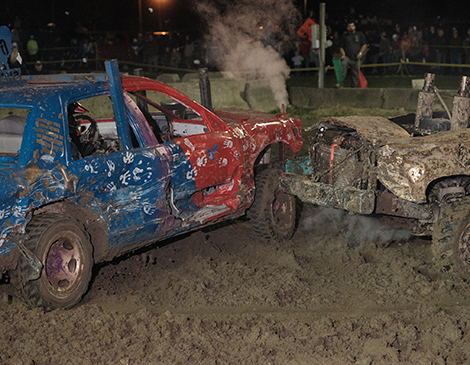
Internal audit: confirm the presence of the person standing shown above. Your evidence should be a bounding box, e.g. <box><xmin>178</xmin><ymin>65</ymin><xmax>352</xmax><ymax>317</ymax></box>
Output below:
<box><xmin>291</xmin><ymin>49</ymin><xmax>304</xmax><ymax>76</ymax></box>
<box><xmin>26</xmin><ymin>35</ymin><xmax>39</xmax><ymax>62</ymax></box>
<box><xmin>463</xmin><ymin>28</ymin><xmax>470</xmax><ymax>64</ymax></box>
<box><xmin>434</xmin><ymin>28</ymin><xmax>447</xmax><ymax>74</ymax></box>
<box><xmin>390</xmin><ymin>33</ymin><xmax>401</xmax><ymax>64</ymax></box>
<box><xmin>449</xmin><ymin>28</ymin><xmax>463</xmax><ymax>74</ymax></box>
<box><xmin>372</xmin><ymin>32</ymin><xmax>391</xmax><ymax>74</ymax></box>
<box><xmin>424</xmin><ymin>25</ymin><xmax>437</xmax><ymax>63</ymax></box>
<box><xmin>142</xmin><ymin>33</ymin><xmax>160</xmax><ymax>72</ymax></box>
<box><xmin>183</xmin><ymin>35</ymin><xmax>195</xmax><ymax>69</ymax></box>
<box><xmin>30</xmin><ymin>60</ymin><xmax>48</xmax><ymax>75</ymax></box>
<box><xmin>298</xmin><ymin>33</ymin><xmax>311</xmax><ymax>74</ymax></box>
<box><xmin>9</xmin><ymin>42</ymin><xmax>22</xmax><ymax>69</ymax></box>
<box><xmin>399</xmin><ymin>31</ymin><xmax>412</xmax><ymax>60</ymax></box>
<box><xmin>339</xmin><ymin>20</ymin><xmax>367</xmax><ymax>88</ymax></box>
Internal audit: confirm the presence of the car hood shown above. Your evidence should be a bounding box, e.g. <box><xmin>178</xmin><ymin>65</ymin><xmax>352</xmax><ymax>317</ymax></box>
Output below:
<box><xmin>214</xmin><ymin>109</ymin><xmax>281</xmax><ymax>126</ymax></box>
<box><xmin>319</xmin><ymin>116</ymin><xmax>470</xmax><ymax>203</ymax></box>
<box><xmin>318</xmin><ymin>116</ymin><xmax>410</xmax><ymax>143</ymax></box>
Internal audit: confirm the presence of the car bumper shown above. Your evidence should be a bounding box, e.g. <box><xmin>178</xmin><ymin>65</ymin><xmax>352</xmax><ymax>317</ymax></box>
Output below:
<box><xmin>280</xmin><ymin>173</ymin><xmax>375</xmax><ymax>215</ymax></box>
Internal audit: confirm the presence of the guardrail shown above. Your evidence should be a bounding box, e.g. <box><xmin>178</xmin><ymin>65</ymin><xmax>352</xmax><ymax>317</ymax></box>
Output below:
<box><xmin>24</xmin><ymin>42</ymin><xmax>470</xmax><ymax>77</ymax></box>
<box><xmin>291</xmin><ymin>61</ymin><xmax>470</xmax><ymax>75</ymax></box>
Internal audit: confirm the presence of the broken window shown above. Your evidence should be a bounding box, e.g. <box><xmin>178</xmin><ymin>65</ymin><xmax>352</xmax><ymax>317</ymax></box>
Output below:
<box><xmin>127</xmin><ymin>90</ymin><xmax>207</xmax><ymax>143</ymax></box>
<box><xmin>0</xmin><ymin>107</ymin><xmax>29</xmax><ymax>157</ymax></box>
<box><xmin>67</xmin><ymin>95</ymin><xmax>122</xmax><ymax>160</ymax></box>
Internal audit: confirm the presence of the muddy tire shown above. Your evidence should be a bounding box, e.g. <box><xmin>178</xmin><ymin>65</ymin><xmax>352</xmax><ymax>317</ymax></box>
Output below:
<box><xmin>432</xmin><ymin>197</ymin><xmax>470</xmax><ymax>276</ymax></box>
<box><xmin>248</xmin><ymin>168</ymin><xmax>296</xmax><ymax>242</ymax></box>
<box><xmin>10</xmin><ymin>214</ymin><xmax>93</xmax><ymax>310</ymax></box>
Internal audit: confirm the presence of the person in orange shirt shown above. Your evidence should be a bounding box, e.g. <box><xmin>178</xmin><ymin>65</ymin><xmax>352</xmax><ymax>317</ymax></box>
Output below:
<box><xmin>399</xmin><ymin>31</ymin><xmax>412</xmax><ymax>60</ymax></box>
<box><xmin>298</xmin><ymin>33</ymin><xmax>311</xmax><ymax>73</ymax></box>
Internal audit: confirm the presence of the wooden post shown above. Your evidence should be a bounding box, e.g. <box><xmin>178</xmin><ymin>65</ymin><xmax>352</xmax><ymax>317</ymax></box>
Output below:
<box><xmin>199</xmin><ymin>68</ymin><xmax>213</xmax><ymax>111</ymax></box>
<box><xmin>318</xmin><ymin>3</ymin><xmax>326</xmax><ymax>89</ymax></box>
<box><xmin>450</xmin><ymin>76</ymin><xmax>470</xmax><ymax>130</ymax></box>
<box><xmin>415</xmin><ymin>73</ymin><xmax>436</xmax><ymax>128</ymax></box>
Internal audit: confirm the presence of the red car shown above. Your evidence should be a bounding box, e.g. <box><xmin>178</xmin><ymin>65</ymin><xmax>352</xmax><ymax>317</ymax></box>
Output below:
<box><xmin>0</xmin><ymin>60</ymin><xmax>302</xmax><ymax>310</ymax></box>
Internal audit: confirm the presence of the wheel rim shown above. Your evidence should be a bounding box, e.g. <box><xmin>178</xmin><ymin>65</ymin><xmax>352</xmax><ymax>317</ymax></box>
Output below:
<box><xmin>459</xmin><ymin>222</ymin><xmax>470</xmax><ymax>268</ymax></box>
<box><xmin>45</xmin><ymin>233</ymin><xmax>83</xmax><ymax>295</ymax></box>
<box><xmin>271</xmin><ymin>188</ymin><xmax>293</xmax><ymax>232</ymax></box>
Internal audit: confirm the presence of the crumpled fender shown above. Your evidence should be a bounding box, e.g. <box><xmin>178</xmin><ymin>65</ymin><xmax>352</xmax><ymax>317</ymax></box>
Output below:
<box><xmin>0</xmin><ymin>156</ymin><xmax>78</xmax><ymax>267</ymax></box>
<box><xmin>378</xmin><ymin>129</ymin><xmax>470</xmax><ymax>203</ymax></box>
<box><xmin>215</xmin><ymin>109</ymin><xmax>303</xmax><ymax>157</ymax></box>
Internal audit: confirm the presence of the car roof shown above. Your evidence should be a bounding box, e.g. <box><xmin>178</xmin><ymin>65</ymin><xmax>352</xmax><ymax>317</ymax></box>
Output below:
<box><xmin>0</xmin><ymin>75</ymin><xmax>109</xmax><ymax>107</ymax></box>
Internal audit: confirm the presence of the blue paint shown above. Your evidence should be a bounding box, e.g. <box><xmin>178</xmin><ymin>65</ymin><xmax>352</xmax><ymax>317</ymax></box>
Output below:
<box><xmin>0</xmin><ymin>59</ymin><xmax>206</xmax><ymax>267</ymax></box>
<box><xmin>207</xmin><ymin>145</ymin><xmax>218</xmax><ymax>161</ymax></box>
<box><xmin>163</xmin><ymin>141</ymin><xmax>197</xmax><ymax>200</ymax></box>
<box><xmin>0</xmin><ymin>25</ymin><xmax>24</xmax><ymax>88</ymax></box>
<box><xmin>286</xmin><ymin>156</ymin><xmax>312</xmax><ymax>175</ymax></box>
<box><xmin>0</xmin><ymin>60</ymin><xmax>176</xmax><ymax>264</ymax></box>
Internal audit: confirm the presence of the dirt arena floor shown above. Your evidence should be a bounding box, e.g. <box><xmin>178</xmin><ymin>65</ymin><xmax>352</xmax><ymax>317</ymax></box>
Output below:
<box><xmin>2</xmin><ymin>203</ymin><xmax>470</xmax><ymax>365</ymax></box>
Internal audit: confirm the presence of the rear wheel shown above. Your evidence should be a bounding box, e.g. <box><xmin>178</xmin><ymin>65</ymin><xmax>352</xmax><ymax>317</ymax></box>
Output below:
<box><xmin>248</xmin><ymin>168</ymin><xmax>296</xmax><ymax>242</ymax></box>
<box><xmin>10</xmin><ymin>214</ymin><xmax>93</xmax><ymax>310</ymax></box>
<box><xmin>432</xmin><ymin>197</ymin><xmax>470</xmax><ymax>276</ymax></box>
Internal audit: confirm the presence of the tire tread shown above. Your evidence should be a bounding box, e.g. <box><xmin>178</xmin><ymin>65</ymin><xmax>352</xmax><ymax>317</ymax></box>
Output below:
<box><xmin>248</xmin><ymin>169</ymin><xmax>296</xmax><ymax>242</ymax></box>
<box><xmin>10</xmin><ymin>214</ymin><xmax>91</xmax><ymax>310</ymax></box>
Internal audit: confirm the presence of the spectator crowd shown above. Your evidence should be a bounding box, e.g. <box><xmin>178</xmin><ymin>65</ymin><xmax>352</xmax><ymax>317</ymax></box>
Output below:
<box><xmin>349</xmin><ymin>19</ymin><xmax>470</xmax><ymax>76</ymax></box>
<box><xmin>297</xmin><ymin>15</ymin><xmax>470</xmax><ymax>77</ymax></box>
<box><xmin>4</xmin><ymin>12</ymin><xmax>470</xmax><ymax>78</ymax></box>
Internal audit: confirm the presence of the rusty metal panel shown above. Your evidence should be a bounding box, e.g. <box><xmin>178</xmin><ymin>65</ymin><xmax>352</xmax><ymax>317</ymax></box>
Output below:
<box><xmin>375</xmin><ymin>189</ymin><xmax>434</xmax><ymax>221</ymax></box>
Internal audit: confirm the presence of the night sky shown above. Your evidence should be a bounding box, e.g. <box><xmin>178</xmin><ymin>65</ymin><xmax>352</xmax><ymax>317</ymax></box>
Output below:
<box><xmin>1</xmin><ymin>0</ymin><xmax>467</xmax><ymax>35</ymax></box>
<box><xmin>2</xmin><ymin>0</ymin><xmax>197</xmax><ymax>33</ymax></box>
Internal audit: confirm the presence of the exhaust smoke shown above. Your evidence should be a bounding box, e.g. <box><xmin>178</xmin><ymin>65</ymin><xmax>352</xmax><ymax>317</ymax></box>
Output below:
<box><xmin>196</xmin><ymin>0</ymin><xmax>300</xmax><ymax>109</ymax></box>
<box><xmin>300</xmin><ymin>207</ymin><xmax>412</xmax><ymax>250</ymax></box>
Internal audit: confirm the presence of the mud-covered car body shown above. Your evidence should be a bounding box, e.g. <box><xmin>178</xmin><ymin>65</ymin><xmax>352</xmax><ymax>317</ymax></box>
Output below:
<box><xmin>0</xmin><ymin>60</ymin><xmax>302</xmax><ymax>277</ymax></box>
<box><xmin>281</xmin><ymin>74</ymin><xmax>470</xmax><ymax>280</ymax></box>
<box><xmin>281</xmin><ymin>85</ymin><xmax>470</xmax><ymax>237</ymax></box>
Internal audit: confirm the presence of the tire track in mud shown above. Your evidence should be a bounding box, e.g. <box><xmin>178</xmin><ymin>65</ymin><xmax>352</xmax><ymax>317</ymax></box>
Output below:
<box><xmin>86</xmin><ymin>300</ymin><xmax>470</xmax><ymax>319</ymax></box>
<box><xmin>76</xmin><ymin>212</ymin><xmax>470</xmax><ymax>320</ymax></box>
<box><xmin>3</xmin><ymin>210</ymin><xmax>470</xmax><ymax>364</ymax></box>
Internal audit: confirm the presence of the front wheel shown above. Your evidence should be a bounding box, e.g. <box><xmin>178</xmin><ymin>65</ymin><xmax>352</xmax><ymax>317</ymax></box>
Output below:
<box><xmin>10</xmin><ymin>214</ymin><xmax>93</xmax><ymax>310</ymax></box>
<box><xmin>432</xmin><ymin>197</ymin><xmax>470</xmax><ymax>276</ymax></box>
<box><xmin>248</xmin><ymin>168</ymin><xmax>297</xmax><ymax>242</ymax></box>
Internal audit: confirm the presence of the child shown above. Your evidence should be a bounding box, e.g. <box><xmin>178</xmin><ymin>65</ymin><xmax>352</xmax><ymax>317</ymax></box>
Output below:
<box><xmin>292</xmin><ymin>49</ymin><xmax>304</xmax><ymax>76</ymax></box>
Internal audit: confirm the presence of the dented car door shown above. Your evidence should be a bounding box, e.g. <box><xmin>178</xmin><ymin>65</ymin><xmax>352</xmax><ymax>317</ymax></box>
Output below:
<box><xmin>65</xmin><ymin>91</ymin><xmax>174</xmax><ymax>256</ymax></box>
<box><xmin>172</xmin><ymin>131</ymin><xmax>243</xmax><ymax>190</ymax></box>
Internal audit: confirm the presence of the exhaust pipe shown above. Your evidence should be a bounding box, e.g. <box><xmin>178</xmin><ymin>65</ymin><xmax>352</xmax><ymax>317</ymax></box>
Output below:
<box><xmin>199</xmin><ymin>68</ymin><xmax>213</xmax><ymax>111</ymax></box>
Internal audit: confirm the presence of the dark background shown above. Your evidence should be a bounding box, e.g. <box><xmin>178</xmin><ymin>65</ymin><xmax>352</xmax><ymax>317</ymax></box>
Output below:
<box><xmin>1</xmin><ymin>0</ymin><xmax>465</xmax><ymax>35</ymax></box>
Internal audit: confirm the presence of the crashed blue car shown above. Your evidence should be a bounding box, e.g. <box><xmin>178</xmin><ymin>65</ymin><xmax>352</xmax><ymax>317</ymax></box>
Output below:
<box><xmin>0</xmin><ymin>58</ymin><xmax>303</xmax><ymax>310</ymax></box>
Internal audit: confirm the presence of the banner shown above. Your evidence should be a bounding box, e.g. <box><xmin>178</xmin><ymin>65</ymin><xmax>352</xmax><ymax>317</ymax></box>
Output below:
<box><xmin>358</xmin><ymin>70</ymin><xmax>368</xmax><ymax>88</ymax></box>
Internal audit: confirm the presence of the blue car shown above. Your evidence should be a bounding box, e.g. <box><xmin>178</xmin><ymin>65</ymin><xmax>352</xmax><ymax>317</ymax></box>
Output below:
<box><xmin>0</xmin><ymin>60</ymin><xmax>303</xmax><ymax>310</ymax></box>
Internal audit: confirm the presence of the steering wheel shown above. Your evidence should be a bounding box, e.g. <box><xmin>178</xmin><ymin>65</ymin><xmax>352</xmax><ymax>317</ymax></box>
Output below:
<box><xmin>74</xmin><ymin>114</ymin><xmax>100</xmax><ymax>156</ymax></box>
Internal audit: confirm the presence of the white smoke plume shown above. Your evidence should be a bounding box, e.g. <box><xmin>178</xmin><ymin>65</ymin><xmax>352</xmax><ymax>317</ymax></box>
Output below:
<box><xmin>300</xmin><ymin>207</ymin><xmax>412</xmax><ymax>249</ymax></box>
<box><xmin>196</xmin><ymin>0</ymin><xmax>301</xmax><ymax>108</ymax></box>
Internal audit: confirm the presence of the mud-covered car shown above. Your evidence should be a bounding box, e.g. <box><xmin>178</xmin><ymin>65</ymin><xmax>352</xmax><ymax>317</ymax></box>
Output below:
<box><xmin>0</xmin><ymin>59</ymin><xmax>302</xmax><ymax>310</ymax></box>
<box><xmin>281</xmin><ymin>74</ymin><xmax>470</xmax><ymax>276</ymax></box>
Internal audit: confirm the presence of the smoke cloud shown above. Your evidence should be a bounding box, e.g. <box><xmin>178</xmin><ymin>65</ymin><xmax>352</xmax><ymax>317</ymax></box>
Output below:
<box><xmin>300</xmin><ymin>207</ymin><xmax>412</xmax><ymax>250</ymax></box>
<box><xmin>196</xmin><ymin>0</ymin><xmax>301</xmax><ymax>108</ymax></box>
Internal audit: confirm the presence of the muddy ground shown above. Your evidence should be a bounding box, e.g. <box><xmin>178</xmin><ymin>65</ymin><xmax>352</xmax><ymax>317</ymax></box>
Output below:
<box><xmin>2</xmin><ymin>204</ymin><xmax>470</xmax><ymax>364</ymax></box>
